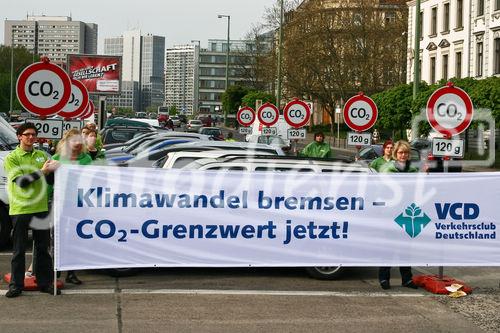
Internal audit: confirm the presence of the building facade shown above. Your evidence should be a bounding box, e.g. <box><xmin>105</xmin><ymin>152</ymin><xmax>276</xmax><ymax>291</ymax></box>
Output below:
<box><xmin>165</xmin><ymin>45</ymin><xmax>198</xmax><ymax>115</ymax></box>
<box><xmin>104</xmin><ymin>30</ymin><xmax>165</xmax><ymax>112</ymax></box>
<box><xmin>198</xmin><ymin>39</ymin><xmax>271</xmax><ymax>114</ymax></box>
<box><xmin>4</xmin><ymin>15</ymin><xmax>97</xmax><ymax>64</ymax></box>
<box><xmin>407</xmin><ymin>0</ymin><xmax>500</xmax><ymax>84</ymax></box>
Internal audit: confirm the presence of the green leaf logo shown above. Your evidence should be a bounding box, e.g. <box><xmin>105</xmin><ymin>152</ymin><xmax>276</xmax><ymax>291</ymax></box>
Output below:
<box><xmin>394</xmin><ymin>203</ymin><xmax>431</xmax><ymax>238</ymax></box>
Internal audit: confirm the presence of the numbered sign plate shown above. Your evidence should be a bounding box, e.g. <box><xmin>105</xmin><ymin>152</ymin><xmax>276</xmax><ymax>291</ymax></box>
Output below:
<box><xmin>347</xmin><ymin>132</ymin><xmax>372</xmax><ymax>146</ymax></box>
<box><xmin>26</xmin><ymin>118</ymin><xmax>63</xmax><ymax>139</ymax></box>
<box><xmin>432</xmin><ymin>138</ymin><xmax>464</xmax><ymax>158</ymax></box>
<box><xmin>262</xmin><ymin>127</ymin><xmax>277</xmax><ymax>136</ymax></box>
<box><xmin>239</xmin><ymin>127</ymin><xmax>253</xmax><ymax>135</ymax></box>
<box><xmin>287</xmin><ymin>128</ymin><xmax>307</xmax><ymax>140</ymax></box>
<box><xmin>63</xmin><ymin>120</ymin><xmax>83</xmax><ymax>132</ymax></box>
<box><xmin>16</xmin><ymin>60</ymin><xmax>72</xmax><ymax>117</ymax></box>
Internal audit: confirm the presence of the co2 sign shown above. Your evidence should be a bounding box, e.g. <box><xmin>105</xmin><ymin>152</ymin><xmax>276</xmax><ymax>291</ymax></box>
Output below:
<box><xmin>80</xmin><ymin>100</ymin><xmax>95</xmax><ymax>120</ymax></box>
<box><xmin>236</xmin><ymin>107</ymin><xmax>256</xmax><ymax>127</ymax></box>
<box><xmin>432</xmin><ymin>138</ymin><xmax>464</xmax><ymax>158</ymax></box>
<box><xmin>26</xmin><ymin>118</ymin><xmax>63</xmax><ymax>139</ymax></box>
<box><xmin>16</xmin><ymin>59</ymin><xmax>72</xmax><ymax>117</ymax></box>
<box><xmin>427</xmin><ymin>83</ymin><xmax>473</xmax><ymax>136</ymax></box>
<box><xmin>58</xmin><ymin>79</ymin><xmax>90</xmax><ymax>119</ymax></box>
<box><xmin>347</xmin><ymin>132</ymin><xmax>372</xmax><ymax>146</ymax></box>
<box><xmin>257</xmin><ymin>103</ymin><xmax>279</xmax><ymax>127</ymax></box>
<box><xmin>343</xmin><ymin>93</ymin><xmax>378</xmax><ymax>132</ymax></box>
<box><xmin>284</xmin><ymin>99</ymin><xmax>311</xmax><ymax>128</ymax></box>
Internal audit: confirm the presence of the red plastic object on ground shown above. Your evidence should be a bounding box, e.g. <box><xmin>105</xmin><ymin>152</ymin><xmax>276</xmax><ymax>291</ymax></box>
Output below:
<box><xmin>413</xmin><ymin>275</ymin><xmax>472</xmax><ymax>294</ymax></box>
<box><xmin>3</xmin><ymin>273</ymin><xmax>64</xmax><ymax>290</ymax></box>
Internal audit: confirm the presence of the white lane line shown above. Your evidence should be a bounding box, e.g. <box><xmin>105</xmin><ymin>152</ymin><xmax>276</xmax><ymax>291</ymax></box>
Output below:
<box><xmin>0</xmin><ymin>288</ymin><xmax>426</xmax><ymax>297</ymax></box>
<box><xmin>0</xmin><ymin>253</ymin><xmax>31</xmax><ymax>256</ymax></box>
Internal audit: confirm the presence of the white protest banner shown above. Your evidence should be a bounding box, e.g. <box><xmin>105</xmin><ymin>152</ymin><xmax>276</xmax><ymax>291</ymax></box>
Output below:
<box><xmin>54</xmin><ymin>166</ymin><xmax>499</xmax><ymax>270</ymax></box>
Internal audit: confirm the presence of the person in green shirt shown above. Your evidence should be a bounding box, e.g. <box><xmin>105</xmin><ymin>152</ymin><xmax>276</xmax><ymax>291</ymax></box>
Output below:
<box><xmin>378</xmin><ymin>140</ymin><xmax>419</xmax><ymax>290</ymax></box>
<box><xmin>300</xmin><ymin>132</ymin><xmax>332</xmax><ymax>158</ymax></box>
<box><xmin>52</xmin><ymin>129</ymin><xmax>92</xmax><ymax>285</ymax></box>
<box><xmin>82</xmin><ymin>126</ymin><xmax>105</xmax><ymax>161</ymax></box>
<box><xmin>369</xmin><ymin>140</ymin><xmax>393</xmax><ymax>171</ymax></box>
<box><xmin>4</xmin><ymin>123</ymin><xmax>61</xmax><ymax>298</ymax></box>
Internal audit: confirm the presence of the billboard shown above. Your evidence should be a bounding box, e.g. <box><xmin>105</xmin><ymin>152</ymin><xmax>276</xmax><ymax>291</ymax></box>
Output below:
<box><xmin>67</xmin><ymin>54</ymin><xmax>122</xmax><ymax>95</ymax></box>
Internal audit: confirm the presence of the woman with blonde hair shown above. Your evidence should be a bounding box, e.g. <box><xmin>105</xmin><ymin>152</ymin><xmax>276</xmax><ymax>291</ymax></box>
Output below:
<box><xmin>53</xmin><ymin>129</ymin><xmax>92</xmax><ymax>284</ymax></box>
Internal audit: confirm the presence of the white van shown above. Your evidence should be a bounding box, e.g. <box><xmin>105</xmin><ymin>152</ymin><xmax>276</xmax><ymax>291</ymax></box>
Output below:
<box><xmin>0</xmin><ymin>117</ymin><xmax>18</xmax><ymax>248</ymax></box>
<box><xmin>246</xmin><ymin>115</ymin><xmax>291</xmax><ymax>146</ymax></box>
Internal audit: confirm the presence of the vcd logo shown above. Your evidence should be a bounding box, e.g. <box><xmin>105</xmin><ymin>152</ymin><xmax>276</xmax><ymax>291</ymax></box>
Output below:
<box><xmin>435</xmin><ymin>203</ymin><xmax>479</xmax><ymax>220</ymax></box>
<box><xmin>394</xmin><ymin>203</ymin><xmax>431</xmax><ymax>238</ymax></box>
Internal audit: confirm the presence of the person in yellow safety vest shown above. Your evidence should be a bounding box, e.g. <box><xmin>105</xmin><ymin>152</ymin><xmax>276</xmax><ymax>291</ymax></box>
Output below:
<box><xmin>299</xmin><ymin>132</ymin><xmax>332</xmax><ymax>158</ymax></box>
<box><xmin>225</xmin><ymin>132</ymin><xmax>237</xmax><ymax>142</ymax></box>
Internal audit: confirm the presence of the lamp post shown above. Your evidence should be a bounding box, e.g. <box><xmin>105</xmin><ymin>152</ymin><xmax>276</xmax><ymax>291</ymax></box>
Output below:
<box><xmin>413</xmin><ymin>0</ymin><xmax>421</xmax><ymax>100</ymax></box>
<box><xmin>277</xmin><ymin>0</ymin><xmax>284</xmax><ymax>110</ymax></box>
<box><xmin>191</xmin><ymin>40</ymin><xmax>201</xmax><ymax>115</ymax></box>
<box><xmin>9</xmin><ymin>19</ymin><xmax>14</xmax><ymax>116</ymax></box>
<box><xmin>218</xmin><ymin>14</ymin><xmax>230</xmax><ymax>125</ymax></box>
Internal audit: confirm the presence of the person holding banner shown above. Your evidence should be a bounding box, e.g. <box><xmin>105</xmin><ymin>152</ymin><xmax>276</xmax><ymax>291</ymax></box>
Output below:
<box><xmin>82</xmin><ymin>126</ymin><xmax>105</xmax><ymax>161</ymax></box>
<box><xmin>4</xmin><ymin>123</ymin><xmax>61</xmax><ymax>298</ymax></box>
<box><xmin>369</xmin><ymin>140</ymin><xmax>393</xmax><ymax>172</ymax></box>
<box><xmin>379</xmin><ymin>140</ymin><xmax>419</xmax><ymax>290</ymax></box>
<box><xmin>52</xmin><ymin>129</ymin><xmax>93</xmax><ymax>285</ymax></box>
<box><xmin>300</xmin><ymin>132</ymin><xmax>332</xmax><ymax>158</ymax></box>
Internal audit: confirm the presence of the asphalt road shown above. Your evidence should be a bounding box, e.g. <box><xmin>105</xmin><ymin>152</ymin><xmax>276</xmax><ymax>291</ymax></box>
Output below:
<box><xmin>0</xmin><ymin>250</ymin><xmax>498</xmax><ymax>333</ymax></box>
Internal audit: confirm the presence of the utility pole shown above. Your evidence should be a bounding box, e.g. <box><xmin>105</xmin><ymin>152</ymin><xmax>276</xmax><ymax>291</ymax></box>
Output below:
<box><xmin>276</xmin><ymin>0</ymin><xmax>285</xmax><ymax>110</ymax></box>
<box><xmin>413</xmin><ymin>0</ymin><xmax>421</xmax><ymax>100</ymax></box>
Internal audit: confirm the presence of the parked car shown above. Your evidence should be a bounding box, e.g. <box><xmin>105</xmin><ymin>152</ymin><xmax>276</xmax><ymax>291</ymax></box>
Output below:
<box><xmin>187</xmin><ymin>120</ymin><xmax>203</xmax><ymax>132</ymax></box>
<box><xmin>247</xmin><ymin>135</ymin><xmax>291</xmax><ymax>154</ymax></box>
<box><xmin>0</xmin><ymin>117</ymin><xmax>19</xmax><ymax>248</ymax></box>
<box><xmin>178</xmin><ymin>155</ymin><xmax>372</xmax><ymax>280</ymax></box>
<box><xmin>170</xmin><ymin>116</ymin><xmax>181</xmax><ymax>127</ymax></box>
<box><xmin>162</xmin><ymin>150</ymin><xmax>278</xmax><ymax>169</ymax></box>
<box><xmin>199</xmin><ymin>127</ymin><xmax>224</xmax><ymax>140</ymax></box>
<box><xmin>100</xmin><ymin>126</ymin><xmax>157</xmax><ymax>147</ymax></box>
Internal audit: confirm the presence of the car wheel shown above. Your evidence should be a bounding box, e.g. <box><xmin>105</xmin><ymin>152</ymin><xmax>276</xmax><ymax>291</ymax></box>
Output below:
<box><xmin>305</xmin><ymin>266</ymin><xmax>343</xmax><ymax>280</ymax></box>
<box><xmin>0</xmin><ymin>204</ymin><xmax>12</xmax><ymax>250</ymax></box>
<box><xmin>106</xmin><ymin>268</ymin><xmax>141</xmax><ymax>278</ymax></box>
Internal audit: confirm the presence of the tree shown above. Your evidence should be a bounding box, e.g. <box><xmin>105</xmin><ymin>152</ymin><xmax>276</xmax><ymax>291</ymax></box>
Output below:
<box><xmin>106</xmin><ymin>106</ymin><xmax>134</xmax><ymax>118</ymax></box>
<box><xmin>0</xmin><ymin>46</ymin><xmax>39</xmax><ymax>113</ymax></box>
<box><xmin>241</xmin><ymin>91</ymin><xmax>276</xmax><ymax>110</ymax></box>
<box><xmin>168</xmin><ymin>106</ymin><xmax>178</xmax><ymax>116</ymax></box>
<box><xmin>221</xmin><ymin>85</ymin><xmax>251</xmax><ymax>115</ymax></box>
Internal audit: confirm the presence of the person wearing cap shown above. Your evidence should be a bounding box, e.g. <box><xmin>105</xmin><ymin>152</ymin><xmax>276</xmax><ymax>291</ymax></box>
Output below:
<box><xmin>300</xmin><ymin>132</ymin><xmax>332</xmax><ymax>158</ymax></box>
<box><xmin>369</xmin><ymin>140</ymin><xmax>393</xmax><ymax>171</ymax></box>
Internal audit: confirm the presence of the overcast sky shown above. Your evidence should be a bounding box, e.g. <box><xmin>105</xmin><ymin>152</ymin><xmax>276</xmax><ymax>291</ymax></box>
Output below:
<box><xmin>2</xmin><ymin>0</ymin><xmax>276</xmax><ymax>51</ymax></box>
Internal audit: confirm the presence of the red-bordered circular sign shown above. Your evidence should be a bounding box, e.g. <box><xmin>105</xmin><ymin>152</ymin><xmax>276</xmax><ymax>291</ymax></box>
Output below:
<box><xmin>16</xmin><ymin>60</ymin><xmax>72</xmax><ymax>117</ymax></box>
<box><xmin>58</xmin><ymin>79</ymin><xmax>90</xmax><ymax>119</ymax></box>
<box><xmin>80</xmin><ymin>100</ymin><xmax>95</xmax><ymax>120</ymax></box>
<box><xmin>283</xmin><ymin>99</ymin><xmax>311</xmax><ymax>128</ymax></box>
<box><xmin>236</xmin><ymin>107</ymin><xmax>256</xmax><ymax>127</ymax></box>
<box><xmin>343</xmin><ymin>93</ymin><xmax>378</xmax><ymax>132</ymax></box>
<box><xmin>426</xmin><ymin>83</ymin><xmax>474</xmax><ymax>136</ymax></box>
<box><xmin>257</xmin><ymin>102</ymin><xmax>279</xmax><ymax>127</ymax></box>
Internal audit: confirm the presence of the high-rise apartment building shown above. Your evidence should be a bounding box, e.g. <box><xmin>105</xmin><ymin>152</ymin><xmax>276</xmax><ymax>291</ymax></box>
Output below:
<box><xmin>4</xmin><ymin>15</ymin><xmax>97</xmax><ymax>64</ymax></box>
<box><xmin>165</xmin><ymin>45</ymin><xmax>199</xmax><ymax>115</ymax></box>
<box><xmin>104</xmin><ymin>30</ymin><xmax>165</xmax><ymax>112</ymax></box>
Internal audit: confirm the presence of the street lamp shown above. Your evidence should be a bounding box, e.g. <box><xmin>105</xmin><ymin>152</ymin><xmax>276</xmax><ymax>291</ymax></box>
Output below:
<box><xmin>218</xmin><ymin>14</ymin><xmax>230</xmax><ymax>125</ymax></box>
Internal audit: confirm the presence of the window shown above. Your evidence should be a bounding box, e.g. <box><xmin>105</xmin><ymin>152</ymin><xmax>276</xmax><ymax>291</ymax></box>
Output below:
<box><xmin>442</xmin><ymin>54</ymin><xmax>449</xmax><ymax>80</ymax></box>
<box><xmin>497</xmin><ymin>0</ymin><xmax>500</xmax><ymax>11</ymax></box>
<box><xmin>495</xmin><ymin>38</ymin><xmax>500</xmax><ymax>74</ymax></box>
<box><xmin>477</xmin><ymin>42</ymin><xmax>483</xmax><ymax>77</ymax></box>
<box><xmin>456</xmin><ymin>0</ymin><xmax>463</xmax><ymax>28</ymax></box>
<box><xmin>431</xmin><ymin>7</ymin><xmax>438</xmax><ymax>35</ymax></box>
<box><xmin>419</xmin><ymin>11</ymin><xmax>424</xmax><ymax>38</ymax></box>
<box><xmin>385</xmin><ymin>11</ymin><xmax>396</xmax><ymax>24</ymax></box>
<box><xmin>477</xmin><ymin>0</ymin><xmax>484</xmax><ymax>16</ymax></box>
<box><xmin>430</xmin><ymin>57</ymin><xmax>436</xmax><ymax>84</ymax></box>
<box><xmin>443</xmin><ymin>3</ymin><xmax>450</xmax><ymax>31</ymax></box>
<box><xmin>456</xmin><ymin>52</ymin><xmax>462</xmax><ymax>78</ymax></box>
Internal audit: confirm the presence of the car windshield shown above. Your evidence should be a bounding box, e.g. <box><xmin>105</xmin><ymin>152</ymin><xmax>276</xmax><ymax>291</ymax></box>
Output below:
<box><xmin>257</xmin><ymin>136</ymin><xmax>284</xmax><ymax>145</ymax></box>
<box><xmin>0</xmin><ymin>117</ymin><xmax>18</xmax><ymax>149</ymax></box>
<box><xmin>190</xmin><ymin>120</ymin><xmax>202</xmax><ymax>125</ymax></box>
<box><xmin>202</xmin><ymin>129</ymin><xmax>221</xmax><ymax>136</ymax></box>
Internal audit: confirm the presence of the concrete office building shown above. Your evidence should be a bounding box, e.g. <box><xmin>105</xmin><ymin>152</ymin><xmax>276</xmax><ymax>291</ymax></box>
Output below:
<box><xmin>4</xmin><ymin>15</ymin><xmax>97</xmax><ymax>64</ymax></box>
<box><xmin>198</xmin><ymin>39</ymin><xmax>271</xmax><ymax>114</ymax></box>
<box><xmin>407</xmin><ymin>0</ymin><xmax>500</xmax><ymax>84</ymax></box>
<box><xmin>165</xmin><ymin>45</ymin><xmax>198</xmax><ymax>115</ymax></box>
<box><xmin>104</xmin><ymin>30</ymin><xmax>165</xmax><ymax>112</ymax></box>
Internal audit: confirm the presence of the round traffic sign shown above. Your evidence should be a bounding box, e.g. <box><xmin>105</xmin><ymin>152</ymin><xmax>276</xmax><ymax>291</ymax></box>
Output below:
<box><xmin>283</xmin><ymin>99</ymin><xmax>311</xmax><ymax>128</ymax></box>
<box><xmin>257</xmin><ymin>103</ymin><xmax>279</xmax><ymax>127</ymax></box>
<box><xmin>80</xmin><ymin>100</ymin><xmax>95</xmax><ymax>120</ymax></box>
<box><xmin>236</xmin><ymin>107</ymin><xmax>256</xmax><ymax>127</ymax></box>
<box><xmin>16</xmin><ymin>59</ymin><xmax>72</xmax><ymax>117</ymax></box>
<box><xmin>426</xmin><ymin>83</ymin><xmax>473</xmax><ymax>136</ymax></box>
<box><xmin>58</xmin><ymin>79</ymin><xmax>90</xmax><ymax>119</ymax></box>
<box><xmin>343</xmin><ymin>93</ymin><xmax>378</xmax><ymax>132</ymax></box>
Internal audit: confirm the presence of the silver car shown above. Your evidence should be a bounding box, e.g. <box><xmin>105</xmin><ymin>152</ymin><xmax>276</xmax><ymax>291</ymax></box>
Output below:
<box><xmin>186</xmin><ymin>120</ymin><xmax>203</xmax><ymax>132</ymax></box>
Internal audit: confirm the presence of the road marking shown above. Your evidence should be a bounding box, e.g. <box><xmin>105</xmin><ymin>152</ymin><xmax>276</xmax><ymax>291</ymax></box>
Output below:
<box><xmin>0</xmin><ymin>289</ymin><xmax>427</xmax><ymax>297</ymax></box>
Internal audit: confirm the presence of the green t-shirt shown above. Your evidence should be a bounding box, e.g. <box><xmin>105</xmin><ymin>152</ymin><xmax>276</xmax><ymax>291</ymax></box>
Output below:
<box><xmin>52</xmin><ymin>153</ymin><xmax>93</xmax><ymax>166</ymax></box>
<box><xmin>380</xmin><ymin>160</ymin><xmax>419</xmax><ymax>173</ymax></box>
<box><xmin>300</xmin><ymin>141</ymin><xmax>332</xmax><ymax>158</ymax></box>
<box><xmin>4</xmin><ymin>146</ymin><xmax>50</xmax><ymax>215</ymax></box>
<box><xmin>369</xmin><ymin>156</ymin><xmax>391</xmax><ymax>172</ymax></box>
